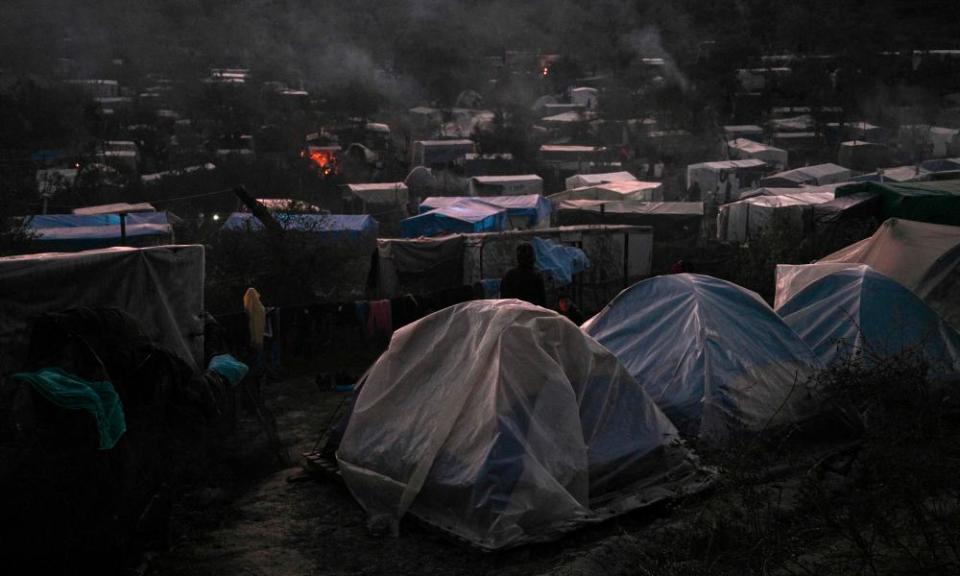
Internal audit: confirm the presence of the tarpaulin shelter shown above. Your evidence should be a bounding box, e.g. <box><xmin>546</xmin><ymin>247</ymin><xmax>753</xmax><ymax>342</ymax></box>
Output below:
<box><xmin>777</xmin><ymin>266</ymin><xmax>960</xmax><ymax>376</ymax></box>
<box><xmin>727</xmin><ymin>139</ymin><xmax>788</xmax><ymax>170</ymax></box>
<box><xmin>410</xmin><ymin>139</ymin><xmax>477</xmax><ymax>167</ymax></box>
<box><xmin>685</xmin><ymin>159</ymin><xmax>766</xmax><ymax>202</ymax></box>
<box><xmin>834</xmin><ymin>180</ymin><xmax>960</xmax><ymax>226</ymax></box>
<box><xmin>468</xmin><ymin>175</ymin><xmax>543</xmax><ymax>197</ymax></box>
<box><xmin>723</xmin><ymin>125</ymin><xmax>764</xmax><ymax>142</ymax></box>
<box><xmin>582</xmin><ymin>274</ymin><xmax>820</xmax><ymax>441</ymax></box>
<box><xmin>774</xmin><ymin>218</ymin><xmax>960</xmax><ymax>329</ymax></box>
<box><xmin>420</xmin><ymin>195</ymin><xmax>551</xmax><ymax>229</ymax></box>
<box><xmin>344</xmin><ymin>183</ymin><xmax>409</xmax><ymax>206</ymax></box>
<box><xmin>337</xmin><ymin>300</ymin><xmax>704</xmax><ymax>549</ymax></box>
<box><xmin>374</xmin><ymin>235</ymin><xmax>465</xmax><ymax>298</ymax></box>
<box><xmin>838</xmin><ymin>140</ymin><xmax>890</xmax><ymax>172</ymax></box>
<box><xmin>759</xmin><ymin>163</ymin><xmax>853</xmax><ymax>188</ymax></box>
<box><xmin>402</xmin><ymin>199</ymin><xmax>508</xmax><ymax>237</ymax></box>
<box><xmin>72</xmin><ymin>202</ymin><xmax>155</xmax><ymax>215</ymax></box>
<box><xmin>898</xmin><ymin>125</ymin><xmax>959</xmax><ymax>158</ymax></box>
<box><xmin>717</xmin><ymin>192</ymin><xmax>835</xmax><ymax>243</ymax></box>
<box><xmin>548</xmin><ymin>180</ymin><xmax>663</xmax><ymax>203</ymax></box>
<box><xmin>555</xmin><ymin>201</ymin><xmax>703</xmax><ymax>241</ymax></box>
<box><xmin>23</xmin><ymin>213</ymin><xmax>173</xmax><ymax>252</ymax></box>
<box><xmin>0</xmin><ymin>245</ymin><xmax>205</xmax><ymax>373</ymax></box>
<box><xmin>565</xmin><ymin>171</ymin><xmax>637</xmax><ymax>190</ymax></box>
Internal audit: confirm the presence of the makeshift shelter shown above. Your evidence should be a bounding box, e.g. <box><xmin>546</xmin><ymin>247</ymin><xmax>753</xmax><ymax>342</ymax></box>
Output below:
<box><xmin>555</xmin><ymin>201</ymin><xmax>703</xmax><ymax>241</ymax></box>
<box><xmin>23</xmin><ymin>213</ymin><xmax>174</xmax><ymax>252</ymax></box>
<box><xmin>898</xmin><ymin>125</ymin><xmax>959</xmax><ymax>158</ymax></box>
<box><xmin>420</xmin><ymin>195</ymin><xmax>551</xmax><ymax>229</ymax></box>
<box><xmin>344</xmin><ymin>183</ymin><xmax>409</xmax><ymax>207</ymax></box>
<box><xmin>717</xmin><ymin>192</ymin><xmax>834</xmax><ymax>243</ymax></box>
<box><xmin>374</xmin><ymin>235</ymin><xmax>466</xmax><ymax>298</ymax></box>
<box><xmin>583</xmin><ymin>274</ymin><xmax>819</xmax><ymax>441</ymax></box>
<box><xmin>727</xmin><ymin>138</ymin><xmax>788</xmax><ymax>170</ymax></box>
<box><xmin>685</xmin><ymin>159</ymin><xmax>766</xmax><ymax>202</ymax></box>
<box><xmin>759</xmin><ymin>163</ymin><xmax>853</xmax><ymax>188</ymax></box>
<box><xmin>570</xmin><ymin>86</ymin><xmax>599</xmax><ymax>109</ymax></box>
<box><xmin>723</xmin><ymin>125</ymin><xmax>764</xmax><ymax>142</ymax></box>
<box><xmin>469</xmin><ymin>175</ymin><xmax>543</xmax><ymax>197</ymax></box>
<box><xmin>337</xmin><ymin>300</ymin><xmax>703</xmax><ymax>549</ymax></box>
<box><xmin>777</xmin><ymin>266</ymin><xmax>960</xmax><ymax>376</ymax></box>
<box><xmin>834</xmin><ymin>180</ymin><xmax>960</xmax><ymax>226</ymax></box>
<box><xmin>838</xmin><ymin>140</ymin><xmax>890</xmax><ymax>172</ymax></box>
<box><xmin>72</xmin><ymin>202</ymin><xmax>156</xmax><ymax>215</ymax></box>
<box><xmin>565</xmin><ymin>171</ymin><xmax>637</xmax><ymax>190</ymax></box>
<box><xmin>549</xmin><ymin>180</ymin><xmax>663</xmax><ymax>203</ymax></box>
<box><xmin>539</xmin><ymin>145</ymin><xmax>608</xmax><ymax>170</ymax></box>
<box><xmin>774</xmin><ymin>218</ymin><xmax>960</xmax><ymax>329</ymax></box>
<box><xmin>410</xmin><ymin>139</ymin><xmax>477</xmax><ymax>167</ymax></box>
<box><xmin>402</xmin><ymin>199</ymin><xmax>508</xmax><ymax>237</ymax></box>
<box><xmin>0</xmin><ymin>245</ymin><xmax>205</xmax><ymax>373</ymax></box>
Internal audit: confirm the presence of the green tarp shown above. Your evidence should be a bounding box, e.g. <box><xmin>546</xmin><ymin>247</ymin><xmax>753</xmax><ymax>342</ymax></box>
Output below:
<box><xmin>835</xmin><ymin>180</ymin><xmax>960</xmax><ymax>226</ymax></box>
<box><xmin>12</xmin><ymin>367</ymin><xmax>127</xmax><ymax>450</ymax></box>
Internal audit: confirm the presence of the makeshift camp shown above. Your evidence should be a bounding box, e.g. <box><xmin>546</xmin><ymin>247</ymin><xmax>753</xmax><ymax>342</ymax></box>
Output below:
<box><xmin>410</xmin><ymin>139</ymin><xmax>477</xmax><ymax>167</ymax></box>
<box><xmin>774</xmin><ymin>218</ymin><xmax>960</xmax><ymax>329</ymax></box>
<box><xmin>402</xmin><ymin>199</ymin><xmax>508</xmax><ymax>237</ymax></box>
<box><xmin>834</xmin><ymin>180</ymin><xmax>960</xmax><ymax>226</ymax></box>
<box><xmin>337</xmin><ymin>300</ymin><xmax>703</xmax><ymax>549</ymax></box>
<box><xmin>23</xmin><ymin>213</ymin><xmax>174</xmax><ymax>252</ymax></box>
<box><xmin>549</xmin><ymin>180</ymin><xmax>664</xmax><ymax>203</ymax></box>
<box><xmin>469</xmin><ymin>175</ymin><xmax>543</xmax><ymax>197</ymax></box>
<box><xmin>717</xmin><ymin>192</ymin><xmax>834</xmax><ymax>243</ymax></box>
<box><xmin>759</xmin><ymin>163</ymin><xmax>853</xmax><ymax>188</ymax></box>
<box><xmin>898</xmin><ymin>125</ymin><xmax>959</xmax><ymax>158</ymax></box>
<box><xmin>420</xmin><ymin>195</ymin><xmax>551</xmax><ymax>229</ymax></box>
<box><xmin>727</xmin><ymin>139</ymin><xmax>788</xmax><ymax>170</ymax></box>
<box><xmin>685</xmin><ymin>159</ymin><xmax>766</xmax><ymax>202</ymax></box>
<box><xmin>838</xmin><ymin>140</ymin><xmax>890</xmax><ymax>172</ymax></box>
<box><xmin>777</xmin><ymin>266</ymin><xmax>960</xmax><ymax>376</ymax></box>
<box><xmin>565</xmin><ymin>171</ymin><xmax>637</xmax><ymax>190</ymax></box>
<box><xmin>582</xmin><ymin>274</ymin><xmax>820</xmax><ymax>441</ymax></box>
<box><xmin>555</xmin><ymin>201</ymin><xmax>704</xmax><ymax>241</ymax></box>
<box><xmin>0</xmin><ymin>245</ymin><xmax>205</xmax><ymax>373</ymax></box>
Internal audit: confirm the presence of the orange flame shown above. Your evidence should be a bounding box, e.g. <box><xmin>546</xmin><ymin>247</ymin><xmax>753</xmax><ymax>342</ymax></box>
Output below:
<box><xmin>304</xmin><ymin>148</ymin><xmax>338</xmax><ymax>176</ymax></box>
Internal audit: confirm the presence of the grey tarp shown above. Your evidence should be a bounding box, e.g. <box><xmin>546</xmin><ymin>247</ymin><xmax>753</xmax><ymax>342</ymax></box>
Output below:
<box><xmin>375</xmin><ymin>235</ymin><xmax>466</xmax><ymax>298</ymax></box>
<box><xmin>0</xmin><ymin>245</ymin><xmax>204</xmax><ymax>373</ymax></box>
<box><xmin>338</xmin><ymin>300</ymin><xmax>705</xmax><ymax>549</ymax></box>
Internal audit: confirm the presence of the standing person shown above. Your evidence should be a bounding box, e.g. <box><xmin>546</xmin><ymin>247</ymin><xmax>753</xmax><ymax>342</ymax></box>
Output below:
<box><xmin>500</xmin><ymin>242</ymin><xmax>546</xmax><ymax>307</ymax></box>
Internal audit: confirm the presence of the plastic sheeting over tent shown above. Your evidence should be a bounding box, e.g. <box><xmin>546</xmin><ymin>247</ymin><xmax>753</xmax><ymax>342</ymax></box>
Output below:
<box><xmin>727</xmin><ymin>138</ymin><xmax>788</xmax><ymax>170</ymax></box>
<box><xmin>834</xmin><ymin>180</ymin><xmax>960</xmax><ymax>226</ymax></box>
<box><xmin>24</xmin><ymin>213</ymin><xmax>173</xmax><ymax>251</ymax></box>
<box><xmin>582</xmin><ymin>274</ymin><xmax>819</xmax><ymax>442</ymax></box>
<box><xmin>777</xmin><ymin>266</ymin><xmax>960</xmax><ymax>377</ymax></box>
<box><xmin>759</xmin><ymin>163</ymin><xmax>852</xmax><ymax>188</ymax></box>
<box><xmin>565</xmin><ymin>171</ymin><xmax>636</xmax><ymax>190</ymax></box>
<box><xmin>468</xmin><ymin>175</ymin><xmax>543</xmax><ymax>197</ymax></box>
<box><xmin>402</xmin><ymin>198</ymin><xmax>508</xmax><ymax>237</ymax></box>
<box><xmin>685</xmin><ymin>159</ymin><xmax>766</xmax><ymax>202</ymax></box>
<box><xmin>0</xmin><ymin>245</ymin><xmax>204</xmax><ymax>373</ymax></box>
<box><xmin>420</xmin><ymin>195</ymin><xmax>551</xmax><ymax>229</ymax></box>
<box><xmin>555</xmin><ymin>201</ymin><xmax>703</xmax><ymax>241</ymax></box>
<box><xmin>549</xmin><ymin>180</ymin><xmax>663</xmax><ymax>203</ymax></box>
<box><xmin>774</xmin><ymin>218</ymin><xmax>960</xmax><ymax>329</ymax></box>
<box><xmin>717</xmin><ymin>192</ymin><xmax>834</xmax><ymax>243</ymax></box>
<box><xmin>344</xmin><ymin>183</ymin><xmax>409</xmax><ymax>205</ymax></box>
<box><xmin>337</xmin><ymin>300</ymin><xmax>704</xmax><ymax>550</ymax></box>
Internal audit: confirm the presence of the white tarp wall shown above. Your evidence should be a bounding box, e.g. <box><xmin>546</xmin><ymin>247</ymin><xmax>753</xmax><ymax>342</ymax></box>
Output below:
<box><xmin>0</xmin><ymin>245</ymin><xmax>205</xmax><ymax>373</ymax></box>
<box><xmin>727</xmin><ymin>138</ymin><xmax>788</xmax><ymax>170</ymax></box>
<box><xmin>718</xmin><ymin>192</ymin><xmax>834</xmax><ymax>243</ymax></box>
<box><xmin>685</xmin><ymin>159</ymin><xmax>766</xmax><ymax>202</ymax></box>
<box><xmin>337</xmin><ymin>300</ymin><xmax>703</xmax><ymax>549</ymax></box>
<box><xmin>582</xmin><ymin>274</ymin><xmax>821</xmax><ymax>443</ymax></box>
<box><xmin>565</xmin><ymin>171</ymin><xmax>636</xmax><ymax>190</ymax></box>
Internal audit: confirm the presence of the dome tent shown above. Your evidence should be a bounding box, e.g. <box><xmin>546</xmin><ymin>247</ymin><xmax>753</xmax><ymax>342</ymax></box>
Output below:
<box><xmin>337</xmin><ymin>300</ymin><xmax>703</xmax><ymax>550</ymax></box>
<box><xmin>776</xmin><ymin>266</ymin><xmax>960</xmax><ymax>377</ymax></box>
<box><xmin>582</xmin><ymin>274</ymin><xmax>820</xmax><ymax>442</ymax></box>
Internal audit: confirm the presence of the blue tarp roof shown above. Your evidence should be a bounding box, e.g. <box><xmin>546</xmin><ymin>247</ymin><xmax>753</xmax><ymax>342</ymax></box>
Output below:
<box><xmin>24</xmin><ymin>213</ymin><xmax>172</xmax><ymax>251</ymax></box>
<box><xmin>222</xmin><ymin>213</ymin><xmax>378</xmax><ymax>238</ymax></box>
<box><xmin>776</xmin><ymin>265</ymin><xmax>960</xmax><ymax>376</ymax></box>
<box><xmin>420</xmin><ymin>194</ymin><xmax>551</xmax><ymax>227</ymax></box>
<box><xmin>402</xmin><ymin>199</ymin><xmax>508</xmax><ymax>237</ymax></box>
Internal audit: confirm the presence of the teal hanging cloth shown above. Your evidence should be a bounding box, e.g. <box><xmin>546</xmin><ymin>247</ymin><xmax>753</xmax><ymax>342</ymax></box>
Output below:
<box><xmin>12</xmin><ymin>367</ymin><xmax>127</xmax><ymax>450</ymax></box>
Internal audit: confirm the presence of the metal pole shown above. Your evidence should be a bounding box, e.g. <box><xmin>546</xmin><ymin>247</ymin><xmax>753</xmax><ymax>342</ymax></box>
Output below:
<box><xmin>119</xmin><ymin>212</ymin><xmax>127</xmax><ymax>245</ymax></box>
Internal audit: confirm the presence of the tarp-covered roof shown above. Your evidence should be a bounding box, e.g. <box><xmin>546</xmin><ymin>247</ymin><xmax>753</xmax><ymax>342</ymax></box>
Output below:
<box><xmin>717</xmin><ymin>192</ymin><xmax>834</xmax><ymax>243</ymax></box>
<box><xmin>835</xmin><ymin>180</ymin><xmax>960</xmax><ymax>226</ymax></box>
<box><xmin>24</xmin><ymin>213</ymin><xmax>172</xmax><ymax>250</ymax></box>
<box><xmin>777</xmin><ymin>266</ymin><xmax>960</xmax><ymax>376</ymax></box>
<box><xmin>72</xmin><ymin>202</ymin><xmax>155</xmax><ymax>215</ymax></box>
<box><xmin>582</xmin><ymin>274</ymin><xmax>820</xmax><ymax>442</ymax></box>
<box><xmin>565</xmin><ymin>171</ymin><xmax>636</xmax><ymax>190</ymax></box>
<box><xmin>345</xmin><ymin>182</ymin><xmax>409</xmax><ymax>205</ymax></box>
<box><xmin>402</xmin><ymin>199</ymin><xmax>508</xmax><ymax>237</ymax></box>
<box><xmin>337</xmin><ymin>299</ymin><xmax>703</xmax><ymax>549</ymax></box>
<box><xmin>420</xmin><ymin>195</ymin><xmax>550</xmax><ymax>227</ymax></box>
<box><xmin>759</xmin><ymin>163</ymin><xmax>852</xmax><ymax>188</ymax></box>
<box><xmin>549</xmin><ymin>180</ymin><xmax>663</xmax><ymax>203</ymax></box>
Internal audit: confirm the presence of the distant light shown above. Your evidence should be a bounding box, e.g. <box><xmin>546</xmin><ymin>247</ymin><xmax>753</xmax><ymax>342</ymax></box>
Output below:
<box><xmin>212</xmin><ymin>213</ymin><xmax>220</xmax><ymax>221</ymax></box>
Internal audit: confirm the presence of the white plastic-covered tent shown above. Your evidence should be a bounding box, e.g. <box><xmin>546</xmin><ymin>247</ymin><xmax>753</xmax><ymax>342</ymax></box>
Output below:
<box><xmin>727</xmin><ymin>138</ymin><xmax>788</xmax><ymax>170</ymax></box>
<box><xmin>685</xmin><ymin>159</ymin><xmax>766</xmax><ymax>201</ymax></box>
<box><xmin>898</xmin><ymin>125</ymin><xmax>959</xmax><ymax>158</ymax></box>
<box><xmin>717</xmin><ymin>191</ymin><xmax>834</xmax><ymax>243</ymax></box>
<box><xmin>759</xmin><ymin>163</ymin><xmax>852</xmax><ymax>188</ymax></box>
<box><xmin>344</xmin><ymin>182</ymin><xmax>409</xmax><ymax>206</ymax></box>
<box><xmin>774</xmin><ymin>218</ymin><xmax>960</xmax><ymax>329</ymax></box>
<box><xmin>582</xmin><ymin>274</ymin><xmax>820</xmax><ymax>441</ymax></box>
<box><xmin>565</xmin><ymin>171</ymin><xmax>637</xmax><ymax>190</ymax></box>
<box><xmin>420</xmin><ymin>195</ymin><xmax>551</xmax><ymax>229</ymax></box>
<box><xmin>549</xmin><ymin>180</ymin><xmax>663</xmax><ymax>203</ymax></box>
<box><xmin>777</xmin><ymin>266</ymin><xmax>960</xmax><ymax>376</ymax></box>
<box><xmin>337</xmin><ymin>300</ymin><xmax>703</xmax><ymax>549</ymax></box>
<box><xmin>469</xmin><ymin>175</ymin><xmax>543</xmax><ymax>197</ymax></box>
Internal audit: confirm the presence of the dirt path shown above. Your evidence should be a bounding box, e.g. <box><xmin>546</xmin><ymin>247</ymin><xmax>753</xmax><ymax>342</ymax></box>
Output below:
<box><xmin>146</xmin><ymin>374</ymin><xmax>638</xmax><ymax>576</ymax></box>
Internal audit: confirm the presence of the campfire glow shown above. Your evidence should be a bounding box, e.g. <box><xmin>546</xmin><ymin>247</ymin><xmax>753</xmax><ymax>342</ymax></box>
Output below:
<box><xmin>302</xmin><ymin>148</ymin><xmax>338</xmax><ymax>176</ymax></box>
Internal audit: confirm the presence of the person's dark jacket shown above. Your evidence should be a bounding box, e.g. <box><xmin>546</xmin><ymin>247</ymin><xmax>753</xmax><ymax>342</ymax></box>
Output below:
<box><xmin>500</xmin><ymin>267</ymin><xmax>546</xmax><ymax>307</ymax></box>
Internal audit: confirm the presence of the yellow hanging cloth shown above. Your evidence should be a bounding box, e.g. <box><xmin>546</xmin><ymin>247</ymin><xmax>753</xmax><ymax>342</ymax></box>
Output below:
<box><xmin>243</xmin><ymin>287</ymin><xmax>266</xmax><ymax>348</ymax></box>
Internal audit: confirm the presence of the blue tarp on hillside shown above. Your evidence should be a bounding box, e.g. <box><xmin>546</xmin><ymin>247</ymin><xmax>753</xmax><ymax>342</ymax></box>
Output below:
<box><xmin>531</xmin><ymin>237</ymin><xmax>590</xmax><ymax>285</ymax></box>
<box><xmin>402</xmin><ymin>199</ymin><xmax>508</xmax><ymax>237</ymax></box>
<box><xmin>222</xmin><ymin>212</ymin><xmax>378</xmax><ymax>239</ymax></box>
<box><xmin>420</xmin><ymin>195</ymin><xmax>551</xmax><ymax>228</ymax></box>
<box><xmin>776</xmin><ymin>265</ymin><xmax>960</xmax><ymax>376</ymax></box>
<box><xmin>24</xmin><ymin>212</ymin><xmax>172</xmax><ymax>251</ymax></box>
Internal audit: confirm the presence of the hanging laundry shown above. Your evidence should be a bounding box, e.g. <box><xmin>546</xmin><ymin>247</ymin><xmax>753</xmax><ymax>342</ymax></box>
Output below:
<box><xmin>368</xmin><ymin>299</ymin><xmax>393</xmax><ymax>344</ymax></box>
<box><xmin>243</xmin><ymin>287</ymin><xmax>266</xmax><ymax>348</ymax></box>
